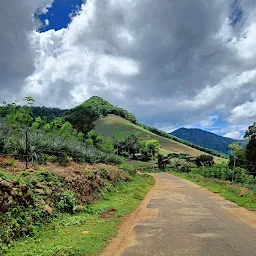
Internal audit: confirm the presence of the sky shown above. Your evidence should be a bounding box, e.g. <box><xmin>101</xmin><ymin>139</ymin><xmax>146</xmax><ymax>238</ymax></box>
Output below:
<box><xmin>1</xmin><ymin>0</ymin><xmax>256</xmax><ymax>140</ymax></box>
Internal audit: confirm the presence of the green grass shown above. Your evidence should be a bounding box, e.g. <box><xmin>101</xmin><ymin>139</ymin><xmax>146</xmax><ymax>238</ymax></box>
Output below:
<box><xmin>171</xmin><ymin>171</ymin><xmax>256</xmax><ymax>211</ymax></box>
<box><xmin>95</xmin><ymin>115</ymin><xmax>206</xmax><ymax>157</ymax></box>
<box><xmin>5</xmin><ymin>174</ymin><xmax>155</xmax><ymax>256</ymax></box>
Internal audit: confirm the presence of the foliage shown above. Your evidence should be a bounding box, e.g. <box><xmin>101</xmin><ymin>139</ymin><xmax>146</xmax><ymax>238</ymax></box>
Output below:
<box><xmin>81</xmin><ymin>96</ymin><xmax>136</xmax><ymax>123</ymax></box>
<box><xmin>121</xmin><ymin>164</ymin><xmax>137</xmax><ymax>175</ymax></box>
<box><xmin>4</xmin><ymin>174</ymin><xmax>154</xmax><ymax>256</ymax></box>
<box><xmin>139</xmin><ymin>139</ymin><xmax>160</xmax><ymax>162</ymax></box>
<box><xmin>55</xmin><ymin>191</ymin><xmax>77</xmax><ymax>213</ymax></box>
<box><xmin>1</xmin><ymin>97</ymin><xmax>34</xmax><ymax>130</ymax></box>
<box><xmin>100</xmin><ymin>139</ymin><xmax>115</xmax><ymax>154</ymax></box>
<box><xmin>65</xmin><ymin>106</ymin><xmax>97</xmax><ymax>134</ymax></box>
<box><xmin>157</xmin><ymin>154</ymin><xmax>170</xmax><ymax>171</ymax></box>
<box><xmin>187</xmin><ymin>165</ymin><xmax>256</xmax><ymax>186</ymax></box>
<box><xmin>86</xmin><ymin>130</ymin><xmax>104</xmax><ymax>148</ymax></box>
<box><xmin>0</xmin><ymin>170</ymin><xmax>68</xmax><ymax>251</ymax></box>
<box><xmin>116</xmin><ymin>135</ymin><xmax>140</xmax><ymax>159</ymax></box>
<box><xmin>145</xmin><ymin>139</ymin><xmax>160</xmax><ymax>156</ymax></box>
<box><xmin>244</xmin><ymin>122</ymin><xmax>256</xmax><ymax>176</ymax></box>
<box><xmin>0</xmin><ymin>98</ymin><xmax>124</xmax><ymax>166</ymax></box>
<box><xmin>228</xmin><ymin>142</ymin><xmax>246</xmax><ymax>169</ymax></box>
<box><xmin>195</xmin><ymin>154</ymin><xmax>214</xmax><ymax>167</ymax></box>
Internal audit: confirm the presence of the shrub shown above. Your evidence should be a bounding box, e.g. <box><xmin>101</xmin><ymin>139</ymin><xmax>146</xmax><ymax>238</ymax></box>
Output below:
<box><xmin>56</xmin><ymin>191</ymin><xmax>77</xmax><ymax>213</ymax></box>
<box><xmin>121</xmin><ymin>164</ymin><xmax>137</xmax><ymax>175</ymax></box>
<box><xmin>195</xmin><ymin>155</ymin><xmax>214</xmax><ymax>167</ymax></box>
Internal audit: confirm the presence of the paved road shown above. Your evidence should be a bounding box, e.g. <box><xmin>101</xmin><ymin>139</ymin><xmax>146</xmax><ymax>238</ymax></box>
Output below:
<box><xmin>103</xmin><ymin>173</ymin><xmax>256</xmax><ymax>256</ymax></box>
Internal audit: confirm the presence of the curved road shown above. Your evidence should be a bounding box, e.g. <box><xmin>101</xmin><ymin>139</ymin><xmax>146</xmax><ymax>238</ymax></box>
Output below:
<box><xmin>102</xmin><ymin>173</ymin><xmax>256</xmax><ymax>256</ymax></box>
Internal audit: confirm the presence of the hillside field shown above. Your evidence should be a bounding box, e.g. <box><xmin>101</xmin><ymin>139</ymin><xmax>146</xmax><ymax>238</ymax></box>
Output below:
<box><xmin>95</xmin><ymin>115</ymin><xmax>220</xmax><ymax>158</ymax></box>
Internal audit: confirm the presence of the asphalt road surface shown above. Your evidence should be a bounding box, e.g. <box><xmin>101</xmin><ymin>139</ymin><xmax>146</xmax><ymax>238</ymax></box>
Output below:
<box><xmin>102</xmin><ymin>173</ymin><xmax>256</xmax><ymax>256</ymax></box>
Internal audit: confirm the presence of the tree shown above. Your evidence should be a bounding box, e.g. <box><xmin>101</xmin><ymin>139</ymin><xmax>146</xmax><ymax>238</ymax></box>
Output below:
<box><xmin>195</xmin><ymin>154</ymin><xmax>214</xmax><ymax>167</ymax></box>
<box><xmin>101</xmin><ymin>139</ymin><xmax>114</xmax><ymax>153</ymax></box>
<box><xmin>139</xmin><ymin>140</ymin><xmax>151</xmax><ymax>161</ymax></box>
<box><xmin>3</xmin><ymin>97</ymin><xmax>35</xmax><ymax>129</ymax></box>
<box><xmin>228</xmin><ymin>142</ymin><xmax>246</xmax><ymax>181</ymax></box>
<box><xmin>146</xmin><ymin>140</ymin><xmax>160</xmax><ymax>157</ymax></box>
<box><xmin>86</xmin><ymin>130</ymin><xmax>104</xmax><ymax>148</ymax></box>
<box><xmin>66</xmin><ymin>106</ymin><xmax>97</xmax><ymax>135</ymax></box>
<box><xmin>157</xmin><ymin>154</ymin><xmax>170</xmax><ymax>171</ymax></box>
<box><xmin>244</xmin><ymin>123</ymin><xmax>256</xmax><ymax>176</ymax></box>
<box><xmin>124</xmin><ymin>135</ymin><xmax>140</xmax><ymax>158</ymax></box>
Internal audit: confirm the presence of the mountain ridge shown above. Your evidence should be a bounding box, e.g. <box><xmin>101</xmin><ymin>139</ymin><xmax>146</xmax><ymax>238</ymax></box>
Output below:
<box><xmin>171</xmin><ymin>127</ymin><xmax>243</xmax><ymax>155</ymax></box>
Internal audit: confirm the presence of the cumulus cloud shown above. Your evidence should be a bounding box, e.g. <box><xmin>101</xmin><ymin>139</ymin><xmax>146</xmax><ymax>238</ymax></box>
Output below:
<box><xmin>1</xmin><ymin>0</ymin><xmax>256</xmax><ymax>134</ymax></box>
<box><xmin>200</xmin><ymin>116</ymin><xmax>218</xmax><ymax>128</ymax></box>
<box><xmin>224</xmin><ymin>131</ymin><xmax>244</xmax><ymax>140</ymax></box>
<box><xmin>229</xmin><ymin>101</ymin><xmax>256</xmax><ymax>123</ymax></box>
<box><xmin>0</xmin><ymin>0</ymin><xmax>53</xmax><ymax>101</ymax></box>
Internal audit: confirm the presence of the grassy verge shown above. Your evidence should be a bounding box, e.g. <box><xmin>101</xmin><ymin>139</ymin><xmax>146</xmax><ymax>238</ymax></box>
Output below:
<box><xmin>5</xmin><ymin>174</ymin><xmax>155</xmax><ymax>256</ymax></box>
<box><xmin>171</xmin><ymin>171</ymin><xmax>256</xmax><ymax>211</ymax></box>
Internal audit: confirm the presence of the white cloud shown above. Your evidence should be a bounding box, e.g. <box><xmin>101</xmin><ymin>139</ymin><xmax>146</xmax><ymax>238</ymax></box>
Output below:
<box><xmin>1</xmin><ymin>0</ymin><xmax>256</xmax><ymax>133</ymax></box>
<box><xmin>229</xmin><ymin>101</ymin><xmax>256</xmax><ymax>123</ymax></box>
<box><xmin>200</xmin><ymin>115</ymin><xmax>218</xmax><ymax>128</ymax></box>
<box><xmin>0</xmin><ymin>0</ymin><xmax>53</xmax><ymax>100</ymax></box>
<box><xmin>224</xmin><ymin>131</ymin><xmax>243</xmax><ymax>140</ymax></box>
<box><xmin>45</xmin><ymin>19</ymin><xmax>49</xmax><ymax>26</ymax></box>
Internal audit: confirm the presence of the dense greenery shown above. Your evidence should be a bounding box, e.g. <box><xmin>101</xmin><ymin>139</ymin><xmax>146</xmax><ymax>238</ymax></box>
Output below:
<box><xmin>0</xmin><ymin>105</ymin><xmax>68</xmax><ymax>123</ymax></box>
<box><xmin>226</xmin><ymin>124</ymin><xmax>256</xmax><ymax>177</ymax></box>
<box><xmin>138</xmin><ymin>123</ymin><xmax>227</xmax><ymax>158</ymax></box>
<box><xmin>114</xmin><ymin>135</ymin><xmax>160</xmax><ymax>164</ymax></box>
<box><xmin>0</xmin><ymin>98</ymin><xmax>123</xmax><ymax>165</ymax></box>
<box><xmin>190</xmin><ymin>165</ymin><xmax>256</xmax><ymax>186</ymax></box>
<box><xmin>244</xmin><ymin>123</ymin><xmax>256</xmax><ymax>175</ymax></box>
<box><xmin>1</xmin><ymin>96</ymin><xmax>226</xmax><ymax>159</ymax></box>
<box><xmin>0</xmin><ymin>170</ymin><xmax>69</xmax><ymax>251</ymax></box>
<box><xmin>171</xmin><ymin>127</ymin><xmax>242</xmax><ymax>155</ymax></box>
<box><xmin>4</xmin><ymin>173</ymin><xmax>154</xmax><ymax>256</ymax></box>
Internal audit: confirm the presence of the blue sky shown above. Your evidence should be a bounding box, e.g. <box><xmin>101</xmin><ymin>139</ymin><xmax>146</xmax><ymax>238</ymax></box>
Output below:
<box><xmin>38</xmin><ymin>0</ymin><xmax>84</xmax><ymax>32</ymax></box>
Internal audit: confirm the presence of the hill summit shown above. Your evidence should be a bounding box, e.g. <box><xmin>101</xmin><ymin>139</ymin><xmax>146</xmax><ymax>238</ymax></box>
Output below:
<box><xmin>80</xmin><ymin>96</ymin><xmax>136</xmax><ymax>123</ymax></box>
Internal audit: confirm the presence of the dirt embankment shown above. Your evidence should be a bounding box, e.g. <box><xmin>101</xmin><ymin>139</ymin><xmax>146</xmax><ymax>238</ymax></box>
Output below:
<box><xmin>0</xmin><ymin>159</ymin><xmax>129</xmax><ymax>214</ymax></box>
<box><xmin>0</xmin><ymin>157</ymin><xmax>132</xmax><ymax>249</ymax></box>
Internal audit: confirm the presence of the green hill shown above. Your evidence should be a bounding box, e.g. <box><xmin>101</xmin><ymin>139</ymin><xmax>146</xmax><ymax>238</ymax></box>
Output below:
<box><xmin>95</xmin><ymin>115</ymin><xmax>219</xmax><ymax>158</ymax></box>
<box><xmin>171</xmin><ymin>128</ymin><xmax>243</xmax><ymax>155</ymax></box>
<box><xmin>0</xmin><ymin>96</ymin><xmax>227</xmax><ymax>160</ymax></box>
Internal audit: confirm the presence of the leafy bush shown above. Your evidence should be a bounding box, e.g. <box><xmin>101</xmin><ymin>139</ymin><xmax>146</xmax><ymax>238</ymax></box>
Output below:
<box><xmin>195</xmin><ymin>154</ymin><xmax>214</xmax><ymax>167</ymax></box>
<box><xmin>121</xmin><ymin>164</ymin><xmax>137</xmax><ymax>175</ymax></box>
<box><xmin>56</xmin><ymin>191</ymin><xmax>77</xmax><ymax>213</ymax></box>
<box><xmin>190</xmin><ymin>165</ymin><xmax>256</xmax><ymax>186</ymax></box>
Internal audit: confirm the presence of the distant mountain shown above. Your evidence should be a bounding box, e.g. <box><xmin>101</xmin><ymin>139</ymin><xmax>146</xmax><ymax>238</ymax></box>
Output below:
<box><xmin>171</xmin><ymin>128</ymin><xmax>242</xmax><ymax>155</ymax></box>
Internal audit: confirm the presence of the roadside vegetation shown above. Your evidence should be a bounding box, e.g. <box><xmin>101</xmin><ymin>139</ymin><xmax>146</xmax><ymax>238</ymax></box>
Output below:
<box><xmin>0</xmin><ymin>96</ymin><xmax>157</xmax><ymax>255</ymax></box>
<box><xmin>172</xmin><ymin>171</ymin><xmax>256</xmax><ymax>211</ymax></box>
<box><xmin>0</xmin><ymin>98</ymin><xmax>123</xmax><ymax>165</ymax></box>
<box><xmin>4</xmin><ymin>173</ymin><xmax>154</xmax><ymax>256</ymax></box>
<box><xmin>169</xmin><ymin>123</ymin><xmax>256</xmax><ymax>211</ymax></box>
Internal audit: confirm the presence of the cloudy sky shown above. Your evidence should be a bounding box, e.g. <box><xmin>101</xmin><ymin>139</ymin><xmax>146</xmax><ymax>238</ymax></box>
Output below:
<box><xmin>1</xmin><ymin>0</ymin><xmax>256</xmax><ymax>139</ymax></box>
